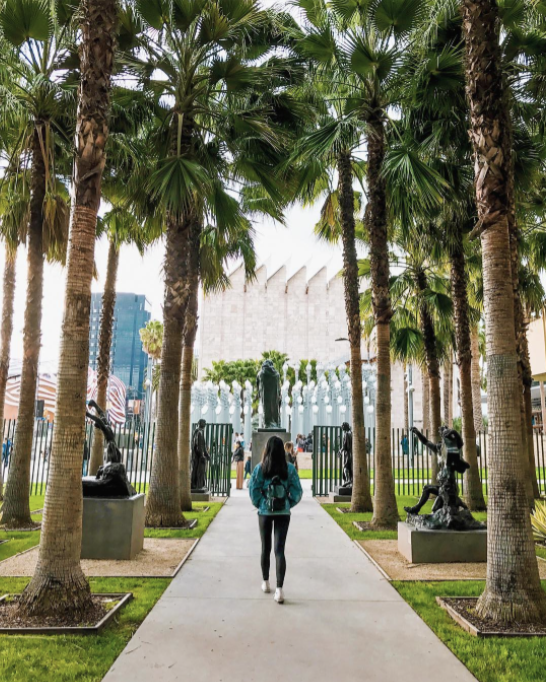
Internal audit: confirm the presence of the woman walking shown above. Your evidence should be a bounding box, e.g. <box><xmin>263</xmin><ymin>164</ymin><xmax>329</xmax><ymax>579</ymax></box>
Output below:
<box><xmin>249</xmin><ymin>436</ymin><xmax>303</xmax><ymax>603</ymax></box>
<box><xmin>233</xmin><ymin>440</ymin><xmax>245</xmax><ymax>490</ymax></box>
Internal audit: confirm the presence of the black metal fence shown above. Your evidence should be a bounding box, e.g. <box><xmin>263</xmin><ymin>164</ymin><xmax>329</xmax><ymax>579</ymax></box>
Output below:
<box><xmin>312</xmin><ymin>425</ymin><xmax>546</xmax><ymax>498</ymax></box>
<box><xmin>0</xmin><ymin>419</ymin><xmax>232</xmax><ymax>497</ymax></box>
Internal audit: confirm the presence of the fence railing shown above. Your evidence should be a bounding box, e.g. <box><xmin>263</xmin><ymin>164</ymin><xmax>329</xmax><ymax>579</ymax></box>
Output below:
<box><xmin>0</xmin><ymin>419</ymin><xmax>232</xmax><ymax>497</ymax></box>
<box><xmin>312</xmin><ymin>426</ymin><xmax>546</xmax><ymax>498</ymax></box>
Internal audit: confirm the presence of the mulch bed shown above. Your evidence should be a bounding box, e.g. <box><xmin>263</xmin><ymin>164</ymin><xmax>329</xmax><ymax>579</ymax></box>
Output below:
<box><xmin>0</xmin><ymin>595</ymin><xmax>107</xmax><ymax>629</ymax></box>
<box><xmin>336</xmin><ymin>507</ymin><xmax>352</xmax><ymax>514</ymax></box>
<box><xmin>437</xmin><ymin>597</ymin><xmax>546</xmax><ymax>637</ymax></box>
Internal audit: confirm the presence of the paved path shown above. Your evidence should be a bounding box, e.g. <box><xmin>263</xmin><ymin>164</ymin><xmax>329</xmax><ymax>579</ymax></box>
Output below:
<box><xmin>104</xmin><ymin>486</ymin><xmax>475</xmax><ymax>682</ymax></box>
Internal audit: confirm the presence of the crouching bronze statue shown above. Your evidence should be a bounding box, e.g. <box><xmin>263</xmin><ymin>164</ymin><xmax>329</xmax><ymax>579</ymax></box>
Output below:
<box><xmin>404</xmin><ymin>426</ymin><xmax>485</xmax><ymax>531</ymax></box>
<box><xmin>82</xmin><ymin>400</ymin><xmax>137</xmax><ymax>498</ymax></box>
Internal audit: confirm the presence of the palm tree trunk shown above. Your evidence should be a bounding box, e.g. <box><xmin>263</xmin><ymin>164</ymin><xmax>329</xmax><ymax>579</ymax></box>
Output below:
<box><xmin>0</xmin><ymin>248</ymin><xmax>17</xmax><ymax>500</ymax></box>
<box><xmin>145</xmin><ymin>213</ymin><xmax>193</xmax><ymax>527</ymax></box>
<box><xmin>403</xmin><ymin>363</ymin><xmax>409</xmax><ymax>432</ymax></box>
<box><xmin>337</xmin><ymin>150</ymin><xmax>372</xmax><ymax>513</ymax></box>
<box><xmin>2</xmin><ymin>128</ymin><xmax>46</xmax><ymax>529</ymax></box>
<box><xmin>521</xmin><ymin>316</ymin><xmax>540</xmax><ymax>498</ymax></box>
<box><xmin>178</xmin><ymin>222</ymin><xmax>200</xmax><ymax>512</ymax></box>
<box><xmin>470</xmin><ymin>328</ymin><xmax>484</xmax><ymax>432</ymax></box>
<box><xmin>18</xmin><ymin>0</ymin><xmax>117</xmax><ymax>618</ymax></box>
<box><xmin>447</xmin><ymin>354</ymin><xmax>453</xmax><ymax>427</ymax></box>
<box><xmin>450</xmin><ymin>240</ymin><xmax>486</xmax><ymax>510</ymax></box>
<box><xmin>89</xmin><ymin>238</ymin><xmax>119</xmax><ymax>475</ymax></box>
<box><xmin>417</xmin><ymin>270</ymin><xmax>441</xmax><ymax>481</ymax></box>
<box><xmin>461</xmin><ymin>0</ymin><xmax>546</xmax><ymax>624</ymax></box>
<box><xmin>363</xmin><ymin>118</ymin><xmax>397</xmax><ymax>527</ymax></box>
<box><xmin>421</xmin><ymin>367</ymin><xmax>430</xmax><ymax>433</ymax></box>
<box><xmin>442</xmin><ymin>358</ymin><xmax>450</xmax><ymax>427</ymax></box>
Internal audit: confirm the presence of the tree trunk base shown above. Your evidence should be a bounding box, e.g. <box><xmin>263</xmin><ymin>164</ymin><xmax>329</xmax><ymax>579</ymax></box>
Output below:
<box><xmin>180</xmin><ymin>502</ymin><xmax>193</xmax><ymax>513</ymax></box>
<box><xmin>371</xmin><ymin>507</ymin><xmax>399</xmax><ymax>530</ymax></box>
<box><xmin>17</xmin><ymin>569</ymin><xmax>94</xmax><ymax>619</ymax></box>
<box><xmin>476</xmin><ymin>587</ymin><xmax>546</xmax><ymax>625</ymax></box>
<box><xmin>367</xmin><ymin>519</ymin><xmax>398</xmax><ymax>532</ymax></box>
<box><xmin>0</xmin><ymin>513</ymin><xmax>36</xmax><ymax>530</ymax></box>
<box><xmin>464</xmin><ymin>498</ymin><xmax>487</xmax><ymax>512</ymax></box>
<box><xmin>350</xmin><ymin>500</ymin><xmax>373</xmax><ymax>514</ymax></box>
<box><xmin>145</xmin><ymin>509</ymin><xmax>187</xmax><ymax>528</ymax></box>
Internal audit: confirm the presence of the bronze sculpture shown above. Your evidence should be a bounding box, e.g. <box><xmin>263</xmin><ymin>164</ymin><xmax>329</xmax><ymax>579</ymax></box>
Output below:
<box><xmin>257</xmin><ymin>360</ymin><xmax>281</xmax><ymax>429</ymax></box>
<box><xmin>82</xmin><ymin>400</ymin><xmax>137</xmax><ymax>498</ymax></box>
<box><xmin>404</xmin><ymin>426</ymin><xmax>485</xmax><ymax>531</ymax></box>
<box><xmin>337</xmin><ymin>422</ymin><xmax>353</xmax><ymax>489</ymax></box>
<box><xmin>191</xmin><ymin>419</ymin><xmax>211</xmax><ymax>492</ymax></box>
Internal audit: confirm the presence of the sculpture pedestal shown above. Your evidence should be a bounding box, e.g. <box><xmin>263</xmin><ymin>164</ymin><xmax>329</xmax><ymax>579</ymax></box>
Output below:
<box><xmin>329</xmin><ymin>485</ymin><xmax>352</xmax><ymax>503</ymax></box>
<box><xmin>81</xmin><ymin>494</ymin><xmax>145</xmax><ymax>560</ymax></box>
<box><xmin>251</xmin><ymin>429</ymin><xmax>291</xmax><ymax>470</ymax></box>
<box><xmin>192</xmin><ymin>491</ymin><xmax>211</xmax><ymax>502</ymax></box>
<box><xmin>397</xmin><ymin>522</ymin><xmax>487</xmax><ymax>564</ymax></box>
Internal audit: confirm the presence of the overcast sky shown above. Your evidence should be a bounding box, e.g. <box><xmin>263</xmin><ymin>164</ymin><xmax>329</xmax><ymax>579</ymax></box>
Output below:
<box><xmin>0</xmin><ymin>199</ymin><xmax>347</xmax><ymax>369</ymax></box>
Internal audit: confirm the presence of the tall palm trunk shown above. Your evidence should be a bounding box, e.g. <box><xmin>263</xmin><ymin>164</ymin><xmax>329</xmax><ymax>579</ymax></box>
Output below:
<box><xmin>337</xmin><ymin>150</ymin><xmax>372</xmax><ymax>513</ymax></box>
<box><xmin>403</xmin><ymin>363</ymin><xmax>409</xmax><ymax>432</ymax></box>
<box><xmin>450</xmin><ymin>239</ymin><xmax>486</xmax><ymax>510</ymax></box>
<box><xmin>145</xmin><ymin>212</ymin><xmax>193</xmax><ymax>527</ymax></box>
<box><xmin>364</xmin><ymin>119</ymin><xmax>397</xmax><ymax>528</ymax></box>
<box><xmin>521</xmin><ymin>317</ymin><xmax>539</xmax><ymax>498</ymax></box>
<box><xmin>0</xmin><ymin>248</ymin><xmax>17</xmax><ymax>499</ymax></box>
<box><xmin>461</xmin><ymin>0</ymin><xmax>546</xmax><ymax>624</ymax></box>
<box><xmin>442</xmin><ymin>358</ymin><xmax>450</xmax><ymax>427</ymax></box>
<box><xmin>89</xmin><ymin>238</ymin><xmax>119</xmax><ymax>475</ymax></box>
<box><xmin>417</xmin><ymin>270</ymin><xmax>441</xmax><ymax>481</ymax></box>
<box><xmin>470</xmin><ymin>328</ymin><xmax>484</xmax><ymax>432</ymax></box>
<box><xmin>447</xmin><ymin>354</ymin><xmax>453</xmax><ymax>426</ymax></box>
<box><xmin>178</xmin><ymin>221</ymin><xmax>200</xmax><ymax>512</ymax></box>
<box><xmin>18</xmin><ymin>0</ymin><xmax>117</xmax><ymax>618</ymax></box>
<box><xmin>421</xmin><ymin>367</ymin><xmax>430</xmax><ymax>433</ymax></box>
<box><xmin>2</xmin><ymin>128</ymin><xmax>46</xmax><ymax>529</ymax></box>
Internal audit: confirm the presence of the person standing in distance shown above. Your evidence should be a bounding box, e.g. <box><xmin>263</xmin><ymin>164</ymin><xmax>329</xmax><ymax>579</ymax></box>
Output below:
<box><xmin>249</xmin><ymin>436</ymin><xmax>303</xmax><ymax>603</ymax></box>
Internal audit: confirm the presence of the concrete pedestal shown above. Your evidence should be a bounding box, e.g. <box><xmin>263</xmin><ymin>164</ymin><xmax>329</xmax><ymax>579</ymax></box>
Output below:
<box><xmin>192</xmin><ymin>491</ymin><xmax>212</xmax><ymax>502</ymax></box>
<box><xmin>397</xmin><ymin>522</ymin><xmax>487</xmax><ymax>564</ymax></box>
<box><xmin>82</xmin><ymin>494</ymin><xmax>145</xmax><ymax>560</ymax></box>
<box><xmin>251</xmin><ymin>429</ymin><xmax>291</xmax><ymax>470</ymax></box>
<box><xmin>329</xmin><ymin>493</ymin><xmax>352</xmax><ymax>503</ymax></box>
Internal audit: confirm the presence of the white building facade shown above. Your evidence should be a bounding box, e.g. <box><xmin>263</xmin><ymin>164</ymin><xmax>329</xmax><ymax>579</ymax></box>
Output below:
<box><xmin>198</xmin><ymin>262</ymin><xmax>459</xmax><ymax>430</ymax></box>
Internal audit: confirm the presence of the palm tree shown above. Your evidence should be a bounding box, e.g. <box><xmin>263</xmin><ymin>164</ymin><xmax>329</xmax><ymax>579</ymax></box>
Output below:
<box><xmin>18</xmin><ymin>0</ymin><xmax>118</xmax><ymax>619</ymax></box>
<box><xmin>89</xmin><ymin>191</ymin><xmax>161</xmax><ymax>474</ymax></box>
<box><xmin>459</xmin><ymin>0</ymin><xmax>546</xmax><ymax>624</ymax></box>
<box><xmin>0</xmin><ymin>0</ymin><xmax>73</xmax><ymax>528</ymax></box>
<box><xmin>122</xmin><ymin>0</ymin><xmax>294</xmax><ymax>526</ymax></box>
<box><xmin>0</xmin><ymin>172</ymin><xmax>28</xmax><ymax>499</ymax></box>
<box><xmin>470</xmin><ymin>326</ymin><xmax>484</xmax><ymax>432</ymax></box>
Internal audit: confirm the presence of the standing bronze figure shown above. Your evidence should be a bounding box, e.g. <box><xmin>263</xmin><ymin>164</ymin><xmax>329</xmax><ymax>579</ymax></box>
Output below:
<box><xmin>191</xmin><ymin>419</ymin><xmax>210</xmax><ymax>492</ymax></box>
<box><xmin>257</xmin><ymin>360</ymin><xmax>281</xmax><ymax>429</ymax></box>
<box><xmin>337</xmin><ymin>422</ymin><xmax>353</xmax><ymax>489</ymax></box>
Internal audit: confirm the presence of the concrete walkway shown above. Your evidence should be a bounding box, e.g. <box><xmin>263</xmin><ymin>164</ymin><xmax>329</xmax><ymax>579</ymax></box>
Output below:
<box><xmin>104</xmin><ymin>485</ymin><xmax>476</xmax><ymax>682</ymax></box>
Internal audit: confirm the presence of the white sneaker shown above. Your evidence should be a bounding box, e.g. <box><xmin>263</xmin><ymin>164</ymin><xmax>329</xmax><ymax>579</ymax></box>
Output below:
<box><xmin>274</xmin><ymin>588</ymin><xmax>285</xmax><ymax>604</ymax></box>
<box><xmin>262</xmin><ymin>580</ymin><xmax>271</xmax><ymax>594</ymax></box>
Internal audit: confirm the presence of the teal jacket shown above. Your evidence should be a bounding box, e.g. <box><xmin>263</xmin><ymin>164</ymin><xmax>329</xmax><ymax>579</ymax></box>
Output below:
<box><xmin>249</xmin><ymin>463</ymin><xmax>303</xmax><ymax>515</ymax></box>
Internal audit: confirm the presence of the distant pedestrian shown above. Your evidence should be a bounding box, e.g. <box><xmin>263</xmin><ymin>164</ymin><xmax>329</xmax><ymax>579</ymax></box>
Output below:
<box><xmin>401</xmin><ymin>434</ymin><xmax>409</xmax><ymax>456</ymax></box>
<box><xmin>233</xmin><ymin>440</ymin><xmax>245</xmax><ymax>490</ymax></box>
<box><xmin>249</xmin><ymin>436</ymin><xmax>303</xmax><ymax>604</ymax></box>
<box><xmin>244</xmin><ymin>456</ymin><xmax>252</xmax><ymax>483</ymax></box>
<box><xmin>284</xmin><ymin>441</ymin><xmax>298</xmax><ymax>471</ymax></box>
<box><xmin>2</xmin><ymin>438</ymin><xmax>9</xmax><ymax>466</ymax></box>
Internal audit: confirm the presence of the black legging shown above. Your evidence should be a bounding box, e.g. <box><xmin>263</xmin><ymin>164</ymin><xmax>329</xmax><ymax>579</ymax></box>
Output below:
<box><xmin>259</xmin><ymin>514</ymin><xmax>291</xmax><ymax>588</ymax></box>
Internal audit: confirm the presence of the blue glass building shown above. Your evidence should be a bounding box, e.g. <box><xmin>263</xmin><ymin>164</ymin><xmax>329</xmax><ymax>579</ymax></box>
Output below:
<box><xmin>89</xmin><ymin>293</ymin><xmax>151</xmax><ymax>401</ymax></box>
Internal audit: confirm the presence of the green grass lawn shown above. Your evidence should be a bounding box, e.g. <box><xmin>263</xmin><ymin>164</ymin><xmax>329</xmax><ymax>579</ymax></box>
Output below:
<box><xmin>395</xmin><ymin>580</ymin><xmax>546</xmax><ymax>682</ymax></box>
<box><xmin>0</xmin><ymin>497</ymin><xmax>226</xmax><ymax>681</ymax></box>
<box><xmin>0</xmin><ymin>577</ymin><xmax>170</xmax><ymax>682</ymax></box>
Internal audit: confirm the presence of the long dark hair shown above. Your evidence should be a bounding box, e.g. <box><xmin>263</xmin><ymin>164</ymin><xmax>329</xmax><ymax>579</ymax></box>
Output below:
<box><xmin>262</xmin><ymin>436</ymin><xmax>288</xmax><ymax>480</ymax></box>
